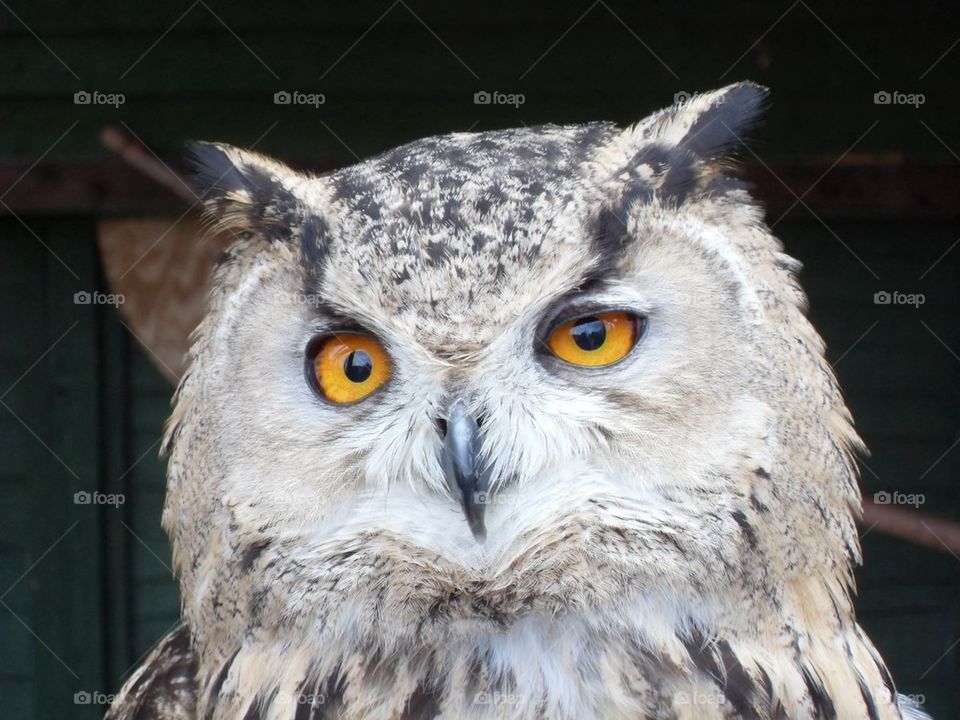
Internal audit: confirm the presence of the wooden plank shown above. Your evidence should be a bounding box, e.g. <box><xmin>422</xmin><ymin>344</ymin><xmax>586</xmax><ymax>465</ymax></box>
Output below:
<box><xmin>0</xmin><ymin>160</ymin><xmax>184</xmax><ymax>215</ymax></box>
<box><xmin>36</xmin><ymin>222</ymin><xmax>106</xmax><ymax>720</ymax></box>
<box><xmin>746</xmin><ymin>165</ymin><xmax>960</xmax><ymax>221</ymax></box>
<box><xmin>1</xmin><ymin>158</ymin><xmax>958</xmax><ymax>218</ymax></box>
<box><xmin>131</xmin><ymin>578</ymin><xmax>179</xmax><ymax>620</ymax></box>
<box><xmin>98</xmin><ymin>301</ymin><xmax>133</xmax><ymax>691</ymax></box>
<box><xmin>123</xmin><ymin>344</ymin><xmax>179</xmax><ymax>674</ymax></box>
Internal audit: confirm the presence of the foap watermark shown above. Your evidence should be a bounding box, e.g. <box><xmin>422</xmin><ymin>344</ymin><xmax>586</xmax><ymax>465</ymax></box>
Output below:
<box><xmin>74</xmin><ymin>691</ymin><xmax>117</xmax><ymax>705</ymax></box>
<box><xmin>73</xmin><ymin>90</ymin><xmax>125</xmax><ymax>108</ymax></box>
<box><xmin>74</xmin><ymin>490</ymin><xmax>125</xmax><ymax>508</ymax></box>
<box><xmin>274</xmin><ymin>90</ymin><xmax>325</xmax><ymax>108</ymax></box>
<box><xmin>901</xmin><ymin>693</ymin><xmax>926</xmax><ymax>708</ymax></box>
<box><xmin>473</xmin><ymin>691</ymin><xmax>522</xmax><ymax>706</ymax></box>
<box><xmin>675</xmin><ymin>291</ymin><xmax>715</xmax><ymax>309</ymax></box>
<box><xmin>874</xmin><ymin>290</ymin><xmax>924</xmax><ymax>308</ymax></box>
<box><xmin>274</xmin><ymin>290</ymin><xmax>324</xmax><ymax>308</ymax></box>
<box><xmin>473</xmin><ymin>90</ymin><xmax>525</xmax><ymax>108</ymax></box>
<box><xmin>873</xmin><ymin>90</ymin><xmax>925</xmax><ymax>108</ymax></box>
<box><xmin>876</xmin><ymin>687</ymin><xmax>925</xmax><ymax>710</ymax></box>
<box><xmin>472</xmin><ymin>490</ymin><xmax>513</xmax><ymax>507</ymax></box>
<box><xmin>874</xmin><ymin>490</ymin><xmax>925</xmax><ymax>508</ymax></box>
<box><xmin>74</xmin><ymin>290</ymin><xmax>125</xmax><ymax>306</ymax></box>
<box><xmin>675</xmin><ymin>689</ymin><xmax>726</xmax><ymax>707</ymax></box>
<box><xmin>271</xmin><ymin>691</ymin><xmax>327</xmax><ymax>711</ymax></box>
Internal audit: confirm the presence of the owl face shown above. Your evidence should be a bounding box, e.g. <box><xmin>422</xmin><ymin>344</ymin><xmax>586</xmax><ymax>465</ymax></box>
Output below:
<box><xmin>167</xmin><ymin>83</ymin><xmax>860</xmax><ymax>646</ymax></box>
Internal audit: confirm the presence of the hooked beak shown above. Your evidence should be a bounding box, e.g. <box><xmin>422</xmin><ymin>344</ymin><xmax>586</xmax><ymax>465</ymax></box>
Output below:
<box><xmin>440</xmin><ymin>398</ymin><xmax>489</xmax><ymax>542</ymax></box>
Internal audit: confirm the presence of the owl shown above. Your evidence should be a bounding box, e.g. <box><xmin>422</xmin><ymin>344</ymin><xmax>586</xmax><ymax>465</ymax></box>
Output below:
<box><xmin>107</xmin><ymin>83</ymin><xmax>930</xmax><ymax>720</ymax></box>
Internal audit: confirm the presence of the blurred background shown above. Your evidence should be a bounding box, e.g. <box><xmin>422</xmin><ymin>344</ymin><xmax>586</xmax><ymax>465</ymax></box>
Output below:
<box><xmin>0</xmin><ymin>1</ymin><xmax>957</xmax><ymax>717</ymax></box>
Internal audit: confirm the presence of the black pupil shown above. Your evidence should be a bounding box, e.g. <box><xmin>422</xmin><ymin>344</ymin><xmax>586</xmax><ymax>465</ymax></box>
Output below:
<box><xmin>571</xmin><ymin>316</ymin><xmax>606</xmax><ymax>351</ymax></box>
<box><xmin>343</xmin><ymin>350</ymin><xmax>373</xmax><ymax>383</ymax></box>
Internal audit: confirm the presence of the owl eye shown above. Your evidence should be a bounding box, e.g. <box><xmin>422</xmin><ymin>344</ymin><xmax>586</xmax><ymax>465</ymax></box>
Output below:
<box><xmin>307</xmin><ymin>333</ymin><xmax>391</xmax><ymax>404</ymax></box>
<box><xmin>546</xmin><ymin>311</ymin><xmax>643</xmax><ymax>367</ymax></box>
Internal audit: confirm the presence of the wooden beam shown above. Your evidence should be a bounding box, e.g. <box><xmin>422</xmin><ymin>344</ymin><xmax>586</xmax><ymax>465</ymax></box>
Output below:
<box><xmin>861</xmin><ymin>497</ymin><xmax>960</xmax><ymax>557</ymax></box>
<box><xmin>0</xmin><ymin>160</ymin><xmax>185</xmax><ymax>216</ymax></box>
<box><xmin>0</xmin><ymin>157</ymin><xmax>957</xmax><ymax>219</ymax></box>
<box><xmin>744</xmin><ymin>163</ymin><xmax>960</xmax><ymax>222</ymax></box>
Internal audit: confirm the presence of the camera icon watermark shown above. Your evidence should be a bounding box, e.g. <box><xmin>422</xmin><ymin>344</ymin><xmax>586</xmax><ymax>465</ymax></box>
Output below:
<box><xmin>473</xmin><ymin>90</ymin><xmax>525</xmax><ymax>108</ymax></box>
<box><xmin>674</xmin><ymin>90</ymin><xmax>693</xmax><ymax>103</ymax></box>
<box><xmin>273</xmin><ymin>90</ymin><xmax>325</xmax><ymax>108</ymax></box>
<box><xmin>74</xmin><ymin>290</ymin><xmax>125</xmax><ymax>306</ymax></box>
<box><xmin>73</xmin><ymin>90</ymin><xmax>125</xmax><ymax>108</ymax></box>
<box><xmin>873</xmin><ymin>290</ymin><xmax>924</xmax><ymax>308</ymax></box>
<box><xmin>74</xmin><ymin>490</ymin><xmax>125</xmax><ymax>508</ymax></box>
<box><xmin>873</xmin><ymin>90</ymin><xmax>925</xmax><ymax>108</ymax></box>
<box><xmin>471</xmin><ymin>490</ymin><xmax>512</xmax><ymax>508</ymax></box>
<box><xmin>74</xmin><ymin>690</ymin><xmax>115</xmax><ymax>705</ymax></box>
<box><xmin>873</xmin><ymin>490</ymin><xmax>925</xmax><ymax>508</ymax></box>
<box><xmin>472</xmin><ymin>490</ymin><xmax>502</xmax><ymax>506</ymax></box>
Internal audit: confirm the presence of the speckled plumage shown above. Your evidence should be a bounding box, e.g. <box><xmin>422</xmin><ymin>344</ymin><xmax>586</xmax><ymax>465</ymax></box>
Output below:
<box><xmin>108</xmin><ymin>83</ymin><xmax>929</xmax><ymax>720</ymax></box>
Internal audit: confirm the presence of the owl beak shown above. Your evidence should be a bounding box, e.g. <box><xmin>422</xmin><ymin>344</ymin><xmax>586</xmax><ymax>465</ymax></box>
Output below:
<box><xmin>440</xmin><ymin>398</ymin><xmax>489</xmax><ymax>543</ymax></box>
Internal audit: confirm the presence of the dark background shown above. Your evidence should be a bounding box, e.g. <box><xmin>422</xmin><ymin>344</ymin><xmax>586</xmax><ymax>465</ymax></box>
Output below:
<box><xmin>0</xmin><ymin>1</ymin><xmax>957</xmax><ymax>717</ymax></box>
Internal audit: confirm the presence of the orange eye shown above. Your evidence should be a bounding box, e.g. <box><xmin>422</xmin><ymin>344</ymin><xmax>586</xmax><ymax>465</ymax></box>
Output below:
<box><xmin>308</xmin><ymin>333</ymin><xmax>391</xmax><ymax>404</ymax></box>
<box><xmin>546</xmin><ymin>311</ymin><xmax>641</xmax><ymax>367</ymax></box>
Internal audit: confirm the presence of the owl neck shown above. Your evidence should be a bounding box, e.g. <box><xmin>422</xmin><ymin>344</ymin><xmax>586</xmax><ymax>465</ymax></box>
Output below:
<box><xmin>186</xmin><ymin>572</ymin><xmax>900</xmax><ymax>720</ymax></box>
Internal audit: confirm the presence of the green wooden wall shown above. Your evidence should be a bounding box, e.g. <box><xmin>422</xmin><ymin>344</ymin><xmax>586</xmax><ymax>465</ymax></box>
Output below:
<box><xmin>784</xmin><ymin>220</ymin><xmax>960</xmax><ymax>716</ymax></box>
<box><xmin>0</xmin><ymin>218</ymin><xmax>103</xmax><ymax>719</ymax></box>
<box><xmin>0</xmin><ymin>218</ymin><xmax>180</xmax><ymax>718</ymax></box>
<box><xmin>0</xmin><ymin>1</ymin><xmax>958</xmax><ymax>717</ymax></box>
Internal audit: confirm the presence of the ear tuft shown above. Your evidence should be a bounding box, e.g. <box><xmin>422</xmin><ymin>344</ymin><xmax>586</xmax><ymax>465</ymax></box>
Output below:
<box><xmin>629</xmin><ymin>82</ymin><xmax>770</xmax><ymax>161</ymax></box>
<box><xmin>669</xmin><ymin>82</ymin><xmax>769</xmax><ymax>159</ymax></box>
<box><xmin>186</xmin><ymin>141</ymin><xmax>307</xmax><ymax>243</ymax></box>
<box><xmin>186</xmin><ymin>142</ymin><xmax>249</xmax><ymax>207</ymax></box>
<box><xmin>604</xmin><ymin>82</ymin><xmax>769</xmax><ymax>207</ymax></box>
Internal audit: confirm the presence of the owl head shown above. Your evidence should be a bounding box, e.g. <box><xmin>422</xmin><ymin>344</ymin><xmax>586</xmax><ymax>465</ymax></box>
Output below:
<box><xmin>164</xmin><ymin>82</ymin><xmax>879</xmax><ymax>715</ymax></box>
